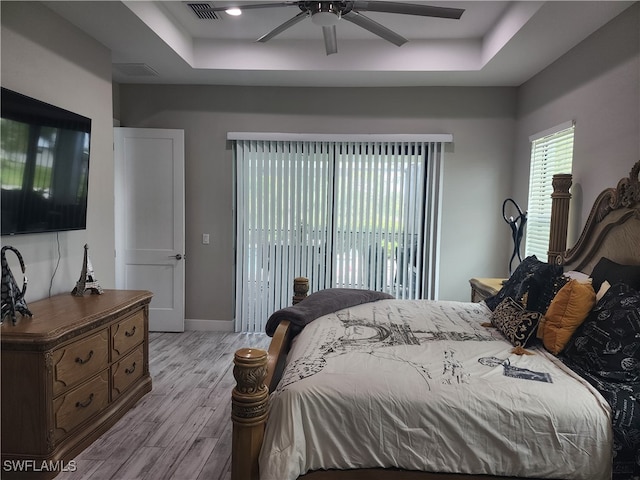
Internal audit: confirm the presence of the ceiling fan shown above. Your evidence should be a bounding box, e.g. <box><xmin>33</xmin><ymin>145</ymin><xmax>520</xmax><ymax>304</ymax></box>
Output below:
<box><xmin>202</xmin><ymin>1</ymin><xmax>465</xmax><ymax>55</ymax></box>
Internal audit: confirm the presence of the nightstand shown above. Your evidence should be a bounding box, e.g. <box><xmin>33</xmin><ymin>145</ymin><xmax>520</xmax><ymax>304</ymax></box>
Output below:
<box><xmin>469</xmin><ymin>277</ymin><xmax>505</xmax><ymax>302</ymax></box>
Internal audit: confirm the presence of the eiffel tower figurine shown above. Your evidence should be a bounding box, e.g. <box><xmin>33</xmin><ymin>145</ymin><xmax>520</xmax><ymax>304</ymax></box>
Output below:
<box><xmin>71</xmin><ymin>244</ymin><xmax>104</xmax><ymax>296</ymax></box>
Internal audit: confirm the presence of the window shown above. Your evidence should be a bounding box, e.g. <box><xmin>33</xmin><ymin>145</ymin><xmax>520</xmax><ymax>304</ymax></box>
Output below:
<box><xmin>231</xmin><ymin>133</ymin><xmax>450</xmax><ymax>332</ymax></box>
<box><xmin>525</xmin><ymin>122</ymin><xmax>575</xmax><ymax>260</ymax></box>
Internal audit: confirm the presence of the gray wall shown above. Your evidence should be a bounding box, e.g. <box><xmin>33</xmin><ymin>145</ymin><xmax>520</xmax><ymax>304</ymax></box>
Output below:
<box><xmin>118</xmin><ymin>86</ymin><xmax>516</xmax><ymax>327</ymax></box>
<box><xmin>1</xmin><ymin>2</ymin><xmax>115</xmax><ymax>301</ymax></box>
<box><xmin>513</xmin><ymin>2</ymin><xmax>640</xmax><ymax>245</ymax></box>
<box><xmin>2</xmin><ymin>2</ymin><xmax>638</xmax><ymax>331</ymax></box>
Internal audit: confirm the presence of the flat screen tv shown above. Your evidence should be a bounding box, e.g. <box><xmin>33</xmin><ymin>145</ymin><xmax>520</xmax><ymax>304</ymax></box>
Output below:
<box><xmin>1</xmin><ymin>88</ymin><xmax>91</xmax><ymax>235</ymax></box>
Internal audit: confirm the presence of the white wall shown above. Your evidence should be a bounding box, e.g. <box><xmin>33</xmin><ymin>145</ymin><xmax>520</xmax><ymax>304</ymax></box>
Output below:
<box><xmin>513</xmin><ymin>3</ymin><xmax>640</xmax><ymax>245</ymax></box>
<box><xmin>118</xmin><ymin>85</ymin><xmax>517</xmax><ymax>327</ymax></box>
<box><xmin>1</xmin><ymin>2</ymin><xmax>115</xmax><ymax>302</ymax></box>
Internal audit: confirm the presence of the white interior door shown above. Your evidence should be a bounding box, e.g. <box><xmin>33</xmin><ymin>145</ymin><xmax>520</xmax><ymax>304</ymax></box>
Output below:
<box><xmin>114</xmin><ymin>127</ymin><xmax>185</xmax><ymax>332</ymax></box>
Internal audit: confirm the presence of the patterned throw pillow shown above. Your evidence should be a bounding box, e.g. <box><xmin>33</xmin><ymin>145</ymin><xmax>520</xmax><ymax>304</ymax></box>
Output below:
<box><xmin>525</xmin><ymin>271</ymin><xmax>570</xmax><ymax>314</ymax></box>
<box><xmin>562</xmin><ymin>283</ymin><xmax>640</xmax><ymax>382</ymax></box>
<box><xmin>491</xmin><ymin>297</ymin><xmax>543</xmax><ymax>348</ymax></box>
<box><xmin>484</xmin><ymin>255</ymin><xmax>566</xmax><ymax>314</ymax></box>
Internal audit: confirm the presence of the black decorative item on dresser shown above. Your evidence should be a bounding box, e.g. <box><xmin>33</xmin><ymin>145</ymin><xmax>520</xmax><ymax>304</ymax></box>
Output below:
<box><xmin>1</xmin><ymin>245</ymin><xmax>32</xmax><ymax>325</ymax></box>
<box><xmin>71</xmin><ymin>244</ymin><xmax>103</xmax><ymax>296</ymax></box>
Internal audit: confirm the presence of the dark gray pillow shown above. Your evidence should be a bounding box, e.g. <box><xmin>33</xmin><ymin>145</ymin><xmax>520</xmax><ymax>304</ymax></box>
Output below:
<box><xmin>590</xmin><ymin>257</ymin><xmax>640</xmax><ymax>292</ymax></box>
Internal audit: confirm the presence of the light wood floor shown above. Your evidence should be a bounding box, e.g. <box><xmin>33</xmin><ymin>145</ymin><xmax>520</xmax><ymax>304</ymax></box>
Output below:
<box><xmin>57</xmin><ymin>331</ymin><xmax>271</xmax><ymax>480</ymax></box>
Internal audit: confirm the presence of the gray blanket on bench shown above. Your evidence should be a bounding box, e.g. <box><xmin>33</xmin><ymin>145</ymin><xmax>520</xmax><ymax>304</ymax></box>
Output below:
<box><xmin>265</xmin><ymin>288</ymin><xmax>394</xmax><ymax>337</ymax></box>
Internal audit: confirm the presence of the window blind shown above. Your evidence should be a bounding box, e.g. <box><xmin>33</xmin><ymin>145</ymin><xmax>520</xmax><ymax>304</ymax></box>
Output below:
<box><xmin>233</xmin><ymin>136</ymin><xmax>448</xmax><ymax>333</ymax></box>
<box><xmin>525</xmin><ymin>122</ymin><xmax>575</xmax><ymax>260</ymax></box>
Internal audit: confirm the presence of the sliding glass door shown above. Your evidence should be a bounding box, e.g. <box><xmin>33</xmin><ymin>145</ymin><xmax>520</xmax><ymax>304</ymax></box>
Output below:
<box><xmin>233</xmin><ymin>135</ymin><xmax>448</xmax><ymax>332</ymax></box>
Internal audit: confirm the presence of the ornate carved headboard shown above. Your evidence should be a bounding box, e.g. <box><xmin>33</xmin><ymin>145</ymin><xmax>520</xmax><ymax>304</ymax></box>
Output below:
<box><xmin>550</xmin><ymin>160</ymin><xmax>640</xmax><ymax>274</ymax></box>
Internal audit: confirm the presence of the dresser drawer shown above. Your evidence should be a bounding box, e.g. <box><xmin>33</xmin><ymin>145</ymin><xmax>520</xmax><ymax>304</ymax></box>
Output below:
<box><xmin>53</xmin><ymin>329</ymin><xmax>109</xmax><ymax>396</ymax></box>
<box><xmin>112</xmin><ymin>309</ymin><xmax>145</xmax><ymax>359</ymax></box>
<box><xmin>53</xmin><ymin>370</ymin><xmax>109</xmax><ymax>441</ymax></box>
<box><xmin>112</xmin><ymin>345</ymin><xmax>144</xmax><ymax>400</ymax></box>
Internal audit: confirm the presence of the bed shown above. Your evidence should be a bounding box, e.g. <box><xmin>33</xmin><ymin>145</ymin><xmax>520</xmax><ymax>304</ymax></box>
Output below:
<box><xmin>231</xmin><ymin>160</ymin><xmax>640</xmax><ymax>480</ymax></box>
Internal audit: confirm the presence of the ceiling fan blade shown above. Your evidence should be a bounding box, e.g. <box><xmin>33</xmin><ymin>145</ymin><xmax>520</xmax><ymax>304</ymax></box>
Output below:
<box><xmin>351</xmin><ymin>1</ymin><xmax>464</xmax><ymax>19</ymax></box>
<box><xmin>256</xmin><ymin>11</ymin><xmax>308</xmax><ymax>43</ymax></box>
<box><xmin>199</xmin><ymin>2</ymin><xmax>295</xmax><ymax>13</ymax></box>
<box><xmin>342</xmin><ymin>11</ymin><xmax>407</xmax><ymax>47</ymax></box>
<box><xmin>322</xmin><ymin>25</ymin><xmax>338</xmax><ymax>55</ymax></box>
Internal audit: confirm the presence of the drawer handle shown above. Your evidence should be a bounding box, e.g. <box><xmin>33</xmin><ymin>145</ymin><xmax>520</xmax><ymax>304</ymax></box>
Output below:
<box><xmin>125</xmin><ymin>362</ymin><xmax>137</xmax><ymax>375</ymax></box>
<box><xmin>76</xmin><ymin>393</ymin><xmax>94</xmax><ymax>408</ymax></box>
<box><xmin>125</xmin><ymin>326</ymin><xmax>137</xmax><ymax>337</ymax></box>
<box><xmin>75</xmin><ymin>350</ymin><xmax>94</xmax><ymax>365</ymax></box>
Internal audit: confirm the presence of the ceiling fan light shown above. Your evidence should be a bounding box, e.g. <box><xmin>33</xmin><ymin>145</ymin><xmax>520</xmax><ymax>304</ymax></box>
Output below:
<box><xmin>311</xmin><ymin>11</ymin><xmax>340</xmax><ymax>26</ymax></box>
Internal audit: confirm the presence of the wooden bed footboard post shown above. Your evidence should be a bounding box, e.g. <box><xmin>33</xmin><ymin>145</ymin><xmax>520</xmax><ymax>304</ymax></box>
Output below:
<box><xmin>292</xmin><ymin>276</ymin><xmax>309</xmax><ymax>304</ymax></box>
<box><xmin>548</xmin><ymin>173</ymin><xmax>572</xmax><ymax>265</ymax></box>
<box><xmin>231</xmin><ymin>348</ymin><xmax>269</xmax><ymax>480</ymax></box>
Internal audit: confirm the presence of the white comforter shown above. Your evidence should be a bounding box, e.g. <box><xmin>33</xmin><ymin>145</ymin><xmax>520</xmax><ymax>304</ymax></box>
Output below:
<box><xmin>259</xmin><ymin>299</ymin><xmax>612</xmax><ymax>480</ymax></box>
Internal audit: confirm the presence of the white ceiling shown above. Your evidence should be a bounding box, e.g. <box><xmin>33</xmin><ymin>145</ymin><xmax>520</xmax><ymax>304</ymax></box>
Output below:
<box><xmin>44</xmin><ymin>1</ymin><xmax>635</xmax><ymax>87</ymax></box>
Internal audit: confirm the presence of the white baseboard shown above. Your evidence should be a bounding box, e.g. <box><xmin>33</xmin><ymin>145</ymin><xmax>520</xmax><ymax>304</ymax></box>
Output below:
<box><xmin>185</xmin><ymin>318</ymin><xmax>234</xmax><ymax>332</ymax></box>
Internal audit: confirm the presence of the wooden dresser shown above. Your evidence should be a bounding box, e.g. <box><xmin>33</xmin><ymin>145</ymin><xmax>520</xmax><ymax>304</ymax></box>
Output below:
<box><xmin>1</xmin><ymin>290</ymin><xmax>153</xmax><ymax>479</ymax></box>
<box><xmin>469</xmin><ymin>277</ymin><xmax>505</xmax><ymax>302</ymax></box>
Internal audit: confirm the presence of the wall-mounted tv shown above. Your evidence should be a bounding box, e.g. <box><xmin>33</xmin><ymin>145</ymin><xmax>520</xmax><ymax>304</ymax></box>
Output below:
<box><xmin>1</xmin><ymin>88</ymin><xmax>91</xmax><ymax>235</ymax></box>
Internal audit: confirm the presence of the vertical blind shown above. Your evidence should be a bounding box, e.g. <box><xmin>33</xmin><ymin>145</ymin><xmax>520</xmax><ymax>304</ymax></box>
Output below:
<box><xmin>232</xmin><ymin>134</ymin><xmax>450</xmax><ymax>333</ymax></box>
<box><xmin>525</xmin><ymin>122</ymin><xmax>575</xmax><ymax>260</ymax></box>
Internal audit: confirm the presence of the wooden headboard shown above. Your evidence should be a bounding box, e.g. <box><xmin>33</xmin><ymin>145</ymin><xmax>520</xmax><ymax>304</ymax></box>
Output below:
<box><xmin>549</xmin><ymin>160</ymin><xmax>640</xmax><ymax>273</ymax></box>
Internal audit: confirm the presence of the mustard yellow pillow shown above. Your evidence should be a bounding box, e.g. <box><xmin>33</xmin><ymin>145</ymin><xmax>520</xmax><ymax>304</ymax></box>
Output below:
<box><xmin>541</xmin><ymin>279</ymin><xmax>596</xmax><ymax>355</ymax></box>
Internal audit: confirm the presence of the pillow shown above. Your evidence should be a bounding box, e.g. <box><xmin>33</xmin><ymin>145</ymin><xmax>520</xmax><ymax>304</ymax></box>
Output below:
<box><xmin>484</xmin><ymin>255</ymin><xmax>566</xmax><ymax>314</ymax></box>
<box><xmin>525</xmin><ymin>270</ymin><xmax>570</xmax><ymax>314</ymax></box>
<box><xmin>540</xmin><ymin>279</ymin><xmax>596</xmax><ymax>355</ymax></box>
<box><xmin>563</xmin><ymin>270</ymin><xmax>591</xmax><ymax>284</ymax></box>
<box><xmin>491</xmin><ymin>296</ymin><xmax>543</xmax><ymax>348</ymax></box>
<box><xmin>590</xmin><ymin>257</ymin><xmax>640</xmax><ymax>293</ymax></box>
<box><xmin>595</xmin><ymin>280</ymin><xmax>611</xmax><ymax>302</ymax></box>
<box><xmin>562</xmin><ymin>283</ymin><xmax>640</xmax><ymax>382</ymax></box>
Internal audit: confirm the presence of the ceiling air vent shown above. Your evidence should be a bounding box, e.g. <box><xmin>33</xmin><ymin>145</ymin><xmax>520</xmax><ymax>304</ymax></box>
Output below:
<box><xmin>187</xmin><ymin>3</ymin><xmax>220</xmax><ymax>20</ymax></box>
<box><xmin>113</xmin><ymin>63</ymin><xmax>159</xmax><ymax>77</ymax></box>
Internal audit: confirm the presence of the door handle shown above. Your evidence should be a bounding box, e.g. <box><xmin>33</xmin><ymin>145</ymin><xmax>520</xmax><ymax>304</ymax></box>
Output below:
<box><xmin>171</xmin><ymin>254</ymin><xmax>183</xmax><ymax>260</ymax></box>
